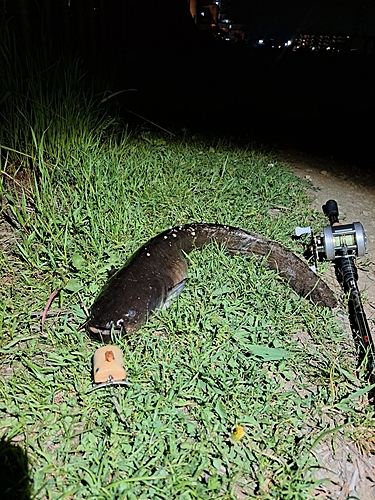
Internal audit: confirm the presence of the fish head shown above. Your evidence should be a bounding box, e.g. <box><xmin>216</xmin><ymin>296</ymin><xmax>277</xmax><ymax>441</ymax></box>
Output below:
<box><xmin>87</xmin><ymin>275</ymin><xmax>166</xmax><ymax>340</ymax></box>
<box><xmin>87</xmin><ymin>306</ymin><xmax>144</xmax><ymax>341</ymax></box>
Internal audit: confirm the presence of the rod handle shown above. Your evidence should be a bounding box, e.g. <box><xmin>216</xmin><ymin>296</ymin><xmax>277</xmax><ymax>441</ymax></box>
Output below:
<box><xmin>322</xmin><ymin>199</ymin><xmax>339</xmax><ymax>225</ymax></box>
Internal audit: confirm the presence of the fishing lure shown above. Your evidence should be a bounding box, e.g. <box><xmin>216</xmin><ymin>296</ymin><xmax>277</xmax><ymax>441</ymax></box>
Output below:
<box><xmin>87</xmin><ymin>345</ymin><xmax>130</xmax><ymax>392</ymax></box>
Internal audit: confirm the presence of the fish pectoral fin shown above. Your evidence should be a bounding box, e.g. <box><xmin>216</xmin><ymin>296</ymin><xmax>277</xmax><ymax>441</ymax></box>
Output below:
<box><xmin>163</xmin><ymin>281</ymin><xmax>186</xmax><ymax>310</ymax></box>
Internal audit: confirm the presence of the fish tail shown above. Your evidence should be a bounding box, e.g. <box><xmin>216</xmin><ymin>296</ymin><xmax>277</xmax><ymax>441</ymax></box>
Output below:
<box><xmin>193</xmin><ymin>224</ymin><xmax>337</xmax><ymax>308</ymax></box>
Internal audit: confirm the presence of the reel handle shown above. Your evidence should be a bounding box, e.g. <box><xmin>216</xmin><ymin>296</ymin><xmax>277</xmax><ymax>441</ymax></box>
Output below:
<box><xmin>322</xmin><ymin>199</ymin><xmax>339</xmax><ymax>226</ymax></box>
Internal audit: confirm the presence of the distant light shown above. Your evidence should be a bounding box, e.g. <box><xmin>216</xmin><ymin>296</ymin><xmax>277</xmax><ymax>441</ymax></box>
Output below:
<box><xmin>258</xmin><ymin>39</ymin><xmax>264</xmax><ymax>45</ymax></box>
<box><xmin>201</xmin><ymin>11</ymin><xmax>204</xmax><ymax>16</ymax></box>
<box><xmin>285</xmin><ymin>40</ymin><xmax>292</xmax><ymax>47</ymax></box>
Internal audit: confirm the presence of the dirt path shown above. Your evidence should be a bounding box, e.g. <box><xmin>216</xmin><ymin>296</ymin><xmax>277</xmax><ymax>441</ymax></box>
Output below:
<box><xmin>278</xmin><ymin>147</ymin><xmax>375</xmax><ymax>324</ymax></box>
<box><xmin>277</xmin><ymin>147</ymin><xmax>375</xmax><ymax>500</ymax></box>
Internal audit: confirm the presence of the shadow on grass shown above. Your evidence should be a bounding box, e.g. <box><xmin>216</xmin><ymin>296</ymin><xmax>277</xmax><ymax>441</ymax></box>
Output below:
<box><xmin>0</xmin><ymin>436</ymin><xmax>31</xmax><ymax>500</ymax></box>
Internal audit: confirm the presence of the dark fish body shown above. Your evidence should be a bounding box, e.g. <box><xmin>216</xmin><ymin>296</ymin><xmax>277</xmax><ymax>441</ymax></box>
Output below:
<box><xmin>88</xmin><ymin>223</ymin><xmax>337</xmax><ymax>338</ymax></box>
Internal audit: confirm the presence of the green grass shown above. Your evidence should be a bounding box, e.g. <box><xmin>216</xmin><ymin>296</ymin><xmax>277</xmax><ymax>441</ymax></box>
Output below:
<box><xmin>1</xmin><ymin>31</ymin><xmax>375</xmax><ymax>499</ymax></box>
<box><xmin>2</xmin><ymin>128</ymin><xmax>374</xmax><ymax>499</ymax></box>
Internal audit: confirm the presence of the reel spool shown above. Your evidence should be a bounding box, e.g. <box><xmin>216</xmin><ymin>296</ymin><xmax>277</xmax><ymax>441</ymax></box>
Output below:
<box><xmin>316</xmin><ymin>222</ymin><xmax>366</xmax><ymax>261</ymax></box>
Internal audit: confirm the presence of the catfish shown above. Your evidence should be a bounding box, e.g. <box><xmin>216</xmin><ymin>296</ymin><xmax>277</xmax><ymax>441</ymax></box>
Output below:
<box><xmin>88</xmin><ymin>223</ymin><xmax>337</xmax><ymax>339</ymax></box>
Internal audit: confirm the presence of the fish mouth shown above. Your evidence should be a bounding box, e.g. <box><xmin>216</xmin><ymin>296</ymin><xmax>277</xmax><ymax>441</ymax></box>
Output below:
<box><xmin>88</xmin><ymin>325</ymin><xmax>110</xmax><ymax>335</ymax></box>
<box><xmin>87</xmin><ymin>325</ymin><xmax>121</xmax><ymax>342</ymax></box>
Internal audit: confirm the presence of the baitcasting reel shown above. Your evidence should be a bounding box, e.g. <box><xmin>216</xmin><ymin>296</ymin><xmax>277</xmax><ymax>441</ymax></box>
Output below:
<box><xmin>296</xmin><ymin>199</ymin><xmax>366</xmax><ymax>268</ymax></box>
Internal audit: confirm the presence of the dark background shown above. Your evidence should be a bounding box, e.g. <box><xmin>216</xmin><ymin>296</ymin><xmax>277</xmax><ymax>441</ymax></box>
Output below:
<box><xmin>3</xmin><ymin>0</ymin><xmax>375</xmax><ymax>168</ymax></box>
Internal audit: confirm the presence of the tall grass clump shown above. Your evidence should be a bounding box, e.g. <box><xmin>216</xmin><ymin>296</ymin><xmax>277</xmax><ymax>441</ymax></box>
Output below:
<box><xmin>1</xmin><ymin>12</ymin><xmax>375</xmax><ymax>500</ymax></box>
<box><xmin>0</xmin><ymin>8</ymin><xmax>118</xmax><ymax>172</ymax></box>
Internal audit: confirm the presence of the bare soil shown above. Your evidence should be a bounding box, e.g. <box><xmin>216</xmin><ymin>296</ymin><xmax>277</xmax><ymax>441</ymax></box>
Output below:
<box><xmin>277</xmin><ymin>146</ymin><xmax>375</xmax><ymax>500</ymax></box>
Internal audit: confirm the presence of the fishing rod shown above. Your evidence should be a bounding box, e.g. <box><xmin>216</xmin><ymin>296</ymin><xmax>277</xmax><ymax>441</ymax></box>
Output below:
<box><xmin>296</xmin><ymin>199</ymin><xmax>375</xmax><ymax>386</ymax></box>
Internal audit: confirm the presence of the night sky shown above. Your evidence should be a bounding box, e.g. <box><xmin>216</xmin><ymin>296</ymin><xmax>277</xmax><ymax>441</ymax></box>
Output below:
<box><xmin>3</xmin><ymin>0</ymin><xmax>375</xmax><ymax>165</ymax></box>
<box><xmin>229</xmin><ymin>0</ymin><xmax>375</xmax><ymax>38</ymax></box>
